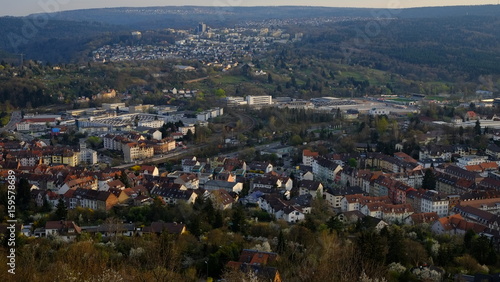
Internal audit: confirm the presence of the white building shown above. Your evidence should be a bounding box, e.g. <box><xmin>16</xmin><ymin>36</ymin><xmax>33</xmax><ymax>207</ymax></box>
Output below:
<box><xmin>246</xmin><ymin>95</ymin><xmax>272</xmax><ymax>106</ymax></box>
<box><xmin>226</xmin><ymin>96</ymin><xmax>247</xmax><ymax>107</ymax></box>
<box><xmin>457</xmin><ymin>155</ymin><xmax>489</xmax><ymax>168</ymax></box>
<box><xmin>179</xmin><ymin>126</ymin><xmax>196</xmax><ymax>136</ymax></box>
<box><xmin>302</xmin><ymin>149</ymin><xmax>318</xmax><ymax>166</ymax></box>
<box><xmin>79</xmin><ymin>149</ymin><xmax>98</xmax><ymax>165</ymax></box>
<box><xmin>138</xmin><ymin>120</ymin><xmax>164</xmax><ymax>128</ymax></box>
<box><xmin>122</xmin><ymin>142</ymin><xmax>154</xmax><ymax>163</ymax></box>
<box><xmin>369</xmin><ymin>108</ymin><xmax>390</xmax><ymax>116</ymax></box>
<box><xmin>16</xmin><ymin>122</ymin><xmax>30</xmax><ymax>131</ymax></box>
<box><xmin>312</xmin><ymin>157</ymin><xmax>342</xmax><ymax>183</ymax></box>
<box><xmin>421</xmin><ymin>190</ymin><xmax>449</xmax><ymax>217</ymax></box>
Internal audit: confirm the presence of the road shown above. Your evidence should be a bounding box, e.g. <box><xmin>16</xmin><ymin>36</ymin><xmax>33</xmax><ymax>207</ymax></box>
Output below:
<box><xmin>0</xmin><ymin>111</ymin><xmax>22</xmax><ymax>133</ymax></box>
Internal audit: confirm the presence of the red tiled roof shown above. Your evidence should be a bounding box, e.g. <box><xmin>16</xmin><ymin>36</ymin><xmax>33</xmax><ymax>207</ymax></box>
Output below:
<box><xmin>303</xmin><ymin>149</ymin><xmax>319</xmax><ymax>157</ymax></box>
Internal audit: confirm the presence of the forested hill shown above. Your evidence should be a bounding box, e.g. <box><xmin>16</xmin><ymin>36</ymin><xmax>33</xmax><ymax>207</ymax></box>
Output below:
<box><xmin>0</xmin><ymin>5</ymin><xmax>499</xmax><ymax>63</ymax></box>
<box><xmin>30</xmin><ymin>5</ymin><xmax>500</xmax><ymax>29</ymax></box>
<box><xmin>0</xmin><ymin>17</ymin><xmax>124</xmax><ymax>63</ymax></box>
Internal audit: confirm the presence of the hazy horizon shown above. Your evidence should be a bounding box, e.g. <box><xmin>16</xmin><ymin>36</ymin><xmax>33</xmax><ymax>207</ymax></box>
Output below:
<box><xmin>1</xmin><ymin>0</ymin><xmax>498</xmax><ymax>17</ymax></box>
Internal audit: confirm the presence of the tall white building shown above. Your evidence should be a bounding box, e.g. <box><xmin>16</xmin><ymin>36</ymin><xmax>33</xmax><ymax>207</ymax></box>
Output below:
<box><xmin>79</xmin><ymin>149</ymin><xmax>98</xmax><ymax>165</ymax></box>
<box><xmin>122</xmin><ymin>142</ymin><xmax>154</xmax><ymax>163</ymax></box>
<box><xmin>246</xmin><ymin>95</ymin><xmax>272</xmax><ymax>106</ymax></box>
<box><xmin>421</xmin><ymin>190</ymin><xmax>449</xmax><ymax>217</ymax></box>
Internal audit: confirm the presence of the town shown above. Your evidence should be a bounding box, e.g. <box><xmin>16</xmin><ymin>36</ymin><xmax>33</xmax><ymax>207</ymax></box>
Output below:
<box><xmin>1</xmin><ymin>84</ymin><xmax>500</xmax><ymax>280</ymax></box>
<box><xmin>92</xmin><ymin>23</ymin><xmax>302</xmax><ymax>65</ymax></box>
<box><xmin>1</xmin><ymin>3</ymin><xmax>500</xmax><ymax>281</ymax></box>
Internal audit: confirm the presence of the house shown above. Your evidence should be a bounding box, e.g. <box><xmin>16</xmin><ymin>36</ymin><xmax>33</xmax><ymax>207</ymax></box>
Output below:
<box><xmin>209</xmin><ymin>189</ymin><xmax>236</xmax><ymax>210</ymax></box>
<box><xmin>85</xmin><ymin>223</ymin><xmax>136</xmax><ymax>237</ymax></box>
<box><xmin>44</xmin><ymin>221</ymin><xmax>81</xmax><ymax>241</ymax></box>
<box><xmin>298</xmin><ymin>180</ymin><xmax>323</xmax><ymax>198</ymax></box>
<box><xmin>431</xmin><ymin>214</ymin><xmax>488</xmax><ymax>235</ymax></box>
<box><xmin>227</xmin><ymin>249</ymin><xmax>282</xmax><ymax>282</ymax></box>
<box><xmin>312</xmin><ymin>157</ymin><xmax>342</xmax><ymax>182</ymax></box>
<box><xmin>173</xmin><ymin>173</ymin><xmax>200</xmax><ymax>189</ymax></box>
<box><xmin>338</xmin><ymin>210</ymin><xmax>366</xmax><ymax>224</ymax></box>
<box><xmin>258</xmin><ymin>194</ymin><xmax>305</xmax><ymax>223</ymax></box>
<box><xmin>148</xmin><ymin>130</ymin><xmax>163</xmax><ymax>141</ymax></box>
<box><xmin>465</xmin><ymin>111</ymin><xmax>478</xmax><ymax>121</ymax></box>
<box><xmin>204</xmin><ymin>180</ymin><xmax>243</xmax><ymax>193</ymax></box>
<box><xmin>248</xmin><ymin>161</ymin><xmax>273</xmax><ymax>174</ymax></box>
<box><xmin>301</xmin><ymin>171</ymin><xmax>314</xmax><ymax>181</ymax></box>
<box><xmin>182</xmin><ymin>159</ymin><xmax>200</xmax><ymax>173</ymax></box>
<box><xmin>58</xmin><ymin>176</ymin><xmax>98</xmax><ymax>195</ymax></box>
<box><xmin>324</xmin><ymin>186</ymin><xmax>364</xmax><ymax>211</ymax></box>
<box><xmin>251</xmin><ymin>176</ymin><xmax>282</xmax><ymax>191</ymax></box>
<box><xmin>105</xmin><ymin>179</ymin><xmax>126</xmax><ymax>190</ymax></box>
<box><xmin>68</xmin><ymin>188</ymin><xmax>119</xmax><ymax>211</ymax></box>
<box><xmin>141</xmin><ymin>165</ymin><xmax>159</xmax><ymax>177</ymax></box>
<box><xmin>394</xmin><ymin>152</ymin><xmax>418</xmax><ymax>164</ymax></box>
<box><xmin>150</xmin><ymin>185</ymin><xmax>197</xmax><ymax>205</ymax></box>
<box><xmin>405</xmin><ymin>212</ymin><xmax>439</xmax><ymax>225</ymax></box>
<box><xmin>31</xmin><ymin>189</ymin><xmax>59</xmax><ymax>208</ymax></box>
<box><xmin>343</xmin><ymin>109</ymin><xmax>359</xmax><ymax>120</ymax></box>
<box><xmin>360</xmin><ymin>201</ymin><xmax>413</xmax><ymax>223</ymax></box>
<box><xmin>360</xmin><ymin>216</ymin><xmax>390</xmax><ymax>232</ymax></box>
<box><xmin>451</xmin><ymin>116</ymin><xmax>463</xmax><ymax>124</ymax></box>
<box><xmin>340</xmin><ymin>194</ymin><xmax>391</xmax><ymax>213</ymax></box>
<box><xmin>142</xmin><ymin>221</ymin><xmax>187</xmax><ymax>235</ymax></box>
<box><xmin>486</xmin><ymin>144</ymin><xmax>500</xmax><ymax>159</ymax></box>
<box><xmin>108</xmin><ymin>187</ymin><xmax>130</xmax><ymax>204</ymax></box>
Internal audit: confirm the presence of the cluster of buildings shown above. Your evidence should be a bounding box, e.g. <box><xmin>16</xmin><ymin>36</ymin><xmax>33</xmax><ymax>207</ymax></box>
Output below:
<box><xmin>303</xmin><ymin>145</ymin><xmax>500</xmax><ymax>240</ymax></box>
<box><xmin>103</xmin><ymin>132</ymin><xmax>176</xmax><ymax>162</ymax></box>
<box><xmin>15</xmin><ymin>220</ymin><xmax>187</xmax><ymax>241</ymax></box>
<box><xmin>224</xmin><ymin>95</ymin><xmax>419</xmax><ymax>117</ymax></box>
<box><xmin>0</xmin><ymin>139</ymin><xmax>97</xmax><ymax>168</ymax></box>
<box><xmin>91</xmin><ymin>25</ymin><xmax>300</xmax><ymax>66</ymax></box>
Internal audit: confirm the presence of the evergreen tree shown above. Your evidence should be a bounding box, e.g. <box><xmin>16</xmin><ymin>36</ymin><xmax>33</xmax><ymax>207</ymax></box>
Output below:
<box><xmin>385</xmin><ymin>227</ymin><xmax>406</xmax><ymax>265</ymax></box>
<box><xmin>185</xmin><ymin>129</ymin><xmax>194</xmax><ymax>142</ymax></box>
<box><xmin>119</xmin><ymin>171</ymin><xmax>131</xmax><ymax>188</ymax></box>
<box><xmin>213</xmin><ymin>210</ymin><xmax>224</xmax><ymax>229</ymax></box>
<box><xmin>18</xmin><ymin>178</ymin><xmax>32</xmax><ymax>208</ymax></box>
<box><xmin>422</xmin><ymin>169</ymin><xmax>436</xmax><ymax>190</ymax></box>
<box><xmin>55</xmin><ymin>198</ymin><xmax>68</xmax><ymax>220</ymax></box>
<box><xmin>188</xmin><ymin>215</ymin><xmax>202</xmax><ymax>237</ymax></box>
<box><xmin>326</xmin><ymin>216</ymin><xmax>343</xmax><ymax>234</ymax></box>
<box><xmin>230</xmin><ymin>206</ymin><xmax>245</xmax><ymax>233</ymax></box>
<box><xmin>41</xmin><ymin>198</ymin><xmax>53</xmax><ymax>213</ymax></box>
<box><xmin>277</xmin><ymin>230</ymin><xmax>286</xmax><ymax>254</ymax></box>
<box><xmin>475</xmin><ymin>120</ymin><xmax>482</xmax><ymax>135</ymax></box>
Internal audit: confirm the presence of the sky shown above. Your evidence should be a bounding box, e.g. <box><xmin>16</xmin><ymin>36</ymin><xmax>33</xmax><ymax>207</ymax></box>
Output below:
<box><xmin>1</xmin><ymin>0</ymin><xmax>498</xmax><ymax>17</ymax></box>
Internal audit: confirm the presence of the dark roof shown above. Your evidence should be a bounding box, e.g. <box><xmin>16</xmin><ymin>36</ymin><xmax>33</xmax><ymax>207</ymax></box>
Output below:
<box><xmin>238</xmin><ymin>249</ymin><xmax>279</xmax><ymax>264</ymax></box>
<box><xmin>454</xmin><ymin>205</ymin><xmax>498</xmax><ymax>223</ymax></box>
<box><xmin>142</xmin><ymin>221</ymin><xmax>185</xmax><ymax>234</ymax></box>
<box><xmin>45</xmin><ymin>221</ymin><xmax>81</xmax><ymax>234</ymax></box>
<box><xmin>410</xmin><ymin>212</ymin><xmax>439</xmax><ymax>224</ymax></box>
<box><xmin>326</xmin><ymin>185</ymin><xmax>364</xmax><ymax>196</ymax></box>
<box><xmin>298</xmin><ymin>180</ymin><xmax>322</xmax><ymax>191</ymax></box>
<box><xmin>72</xmin><ymin>188</ymin><xmax>113</xmax><ymax>202</ymax></box>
